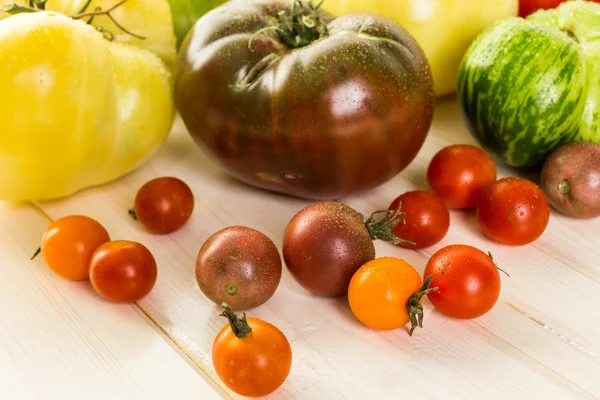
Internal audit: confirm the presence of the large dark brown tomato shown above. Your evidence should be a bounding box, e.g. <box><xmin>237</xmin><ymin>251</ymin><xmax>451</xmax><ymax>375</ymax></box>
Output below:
<box><xmin>174</xmin><ymin>0</ymin><xmax>435</xmax><ymax>200</ymax></box>
<box><xmin>282</xmin><ymin>202</ymin><xmax>408</xmax><ymax>296</ymax></box>
<box><xmin>196</xmin><ymin>226</ymin><xmax>282</xmax><ymax>310</ymax></box>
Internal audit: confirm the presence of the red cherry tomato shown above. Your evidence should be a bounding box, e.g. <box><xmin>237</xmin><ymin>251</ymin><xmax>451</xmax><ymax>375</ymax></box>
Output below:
<box><xmin>133</xmin><ymin>177</ymin><xmax>194</xmax><ymax>234</ymax></box>
<box><xmin>89</xmin><ymin>240</ymin><xmax>158</xmax><ymax>303</ymax></box>
<box><xmin>476</xmin><ymin>178</ymin><xmax>550</xmax><ymax>246</ymax></box>
<box><xmin>519</xmin><ymin>0</ymin><xmax>566</xmax><ymax>17</ymax></box>
<box><xmin>427</xmin><ymin>144</ymin><xmax>497</xmax><ymax>209</ymax></box>
<box><xmin>389</xmin><ymin>190</ymin><xmax>450</xmax><ymax>249</ymax></box>
<box><xmin>39</xmin><ymin>215</ymin><xmax>110</xmax><ymax>281</ymax></box>
<box><xmin>424</xmin><ymin>245</ymin><xmax>502</xmax><ymax>319</ymax></box>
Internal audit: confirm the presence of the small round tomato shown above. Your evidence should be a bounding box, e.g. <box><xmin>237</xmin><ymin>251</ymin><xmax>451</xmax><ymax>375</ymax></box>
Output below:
<box><xmin>89</xmin><ymin>240</ymin><xmax>158</xmax><ymax>303</ymax></box>
<box><xmin>348</xmin><ymin>257</ymin><xmax>437</xmax><ymax>335</ymax></box>
<box><xmin>424</xmin><ymin>245</ymin><xmax>501</xmax><ymax>319</ymax></box>
<box><xmin>388</xmin><ymin>190</ymin><xmax>450</xmax><ymax>249</ymax></box>
<box><xmin>132</xmin><ymin>177</ymin><xmax>194</xmax><ymax>234</ymax></box>
<box><xmin>39</xmin><ymin>215</ymin><xmax>110</xmax><ymax>281</ymax></box>
<box><xmin>427</xmin><ymin>144</ymin><xmax>497</xmax><ymax>209</ymax></box>
<box><xmin>213</xmin><ymin>303</ymin><xmax>292</xmax><ymax>397</ymax></box>
<box><xmin>476</xmin><ymin>177</ymin><xmax>550</xmax><ymax>246</ymax></box>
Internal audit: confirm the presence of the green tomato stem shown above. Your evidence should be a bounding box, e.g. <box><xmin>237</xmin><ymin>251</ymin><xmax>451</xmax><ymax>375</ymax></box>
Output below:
<box><xmin>364</xmin><ymin>207</ymin><xmax>415</xmax><ymax>247</ymax></box>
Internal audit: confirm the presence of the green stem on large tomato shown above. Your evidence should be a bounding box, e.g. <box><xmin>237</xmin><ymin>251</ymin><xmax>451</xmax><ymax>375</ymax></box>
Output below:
<box><xmin>364</xmin><ymin>208</ymin><xmax>416</xmax><ymax>247</ymax></box>
<box><xmin>219</xmin><ymin>302</ymin><xmax>252</xmax><ymax>339</ymax></box>
<box><xmin>249</xmin><ymin>0</ymin><xmax>329</xmax><ymax>50</ymax></box>
<box><xmin>406</xmin><ymin>276</ymin><xmax>438</xmax><ymax>336</ymax></box>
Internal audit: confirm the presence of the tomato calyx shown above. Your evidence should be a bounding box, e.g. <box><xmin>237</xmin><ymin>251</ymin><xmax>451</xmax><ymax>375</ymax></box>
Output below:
<box><xmin>406</xmin><ymin>276</ymin><xmax>438</xmax><ymax>336</ymax></box>
<box><xmin>128</xmin><ymin>208</ymin><xmax>138</xmax><ymax>221</ymax></box>
<box><xmin>1</xmin><ymin>0</ymin><xmax>145</xmax><ymax>41</ymax></box>
<box><xmin>249</xmin><ymin>0</ymin><xmax>329</xmax><ymax>50</ymax></box>
<box><xmin>364</xmin><ymin>208</ymin><xmax>416</xmax><ymax>247</ymax></box>
<box><xmin>219</xmin><ymin>302</ymin><xmax>252</xmax><ymax>339</ymax></box>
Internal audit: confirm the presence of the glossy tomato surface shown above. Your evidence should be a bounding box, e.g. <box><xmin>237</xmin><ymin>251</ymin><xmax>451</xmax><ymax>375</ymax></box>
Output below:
<box><xmin>476</xmin><ymin>178</ymin><xmax>550</xmax><ymax>246</ymax></box>
<box><xmin>348</xmin><ymin>257</ymin><xmax>423</xmax><ymax>331</ymax></box>
<box><xmin>427</xmin><ymin>144</ymin><xmax>497</xmax><ymax>209</ymax></box>
<box><xmin>282</xmin><ymin>202</ymin><xmax>375</xmax><ymax>297</ymax></box>
<box><xmin>89</xmin><ymin>240</ymin><xmax>158</xmax><ymax>302</ymax></box>
<box><xmin>213</xmin><ymin>316</ymin><xmax>292</xmax><ymax>397</ymax></box>
<box><xmin>424</xmin><ymin>245</ymin><xmax>501</xmax><ymax>319</ymax></box>
<box><xmin>196</xmin><ymin>226</ymin><xmax>282</xmax><ymax>310</ymax></box>
<box><xmin>175</xmin><ymin>0</ymin><xmax>434</xmax><ymax>200</ymax></box>
<box><xmin>389</xmin><ymin>190</ymin><xmax>450</xmax><ymax>249</ymax></box>
<box><xmin>40</xmin><ymin>215</ymin><xmax>110</xmax><ymax>281</ymax></box>
<box><xmin>134</xmin><ymin>176</ymin><xmax>194</xmax><ymax>234</ymax></box>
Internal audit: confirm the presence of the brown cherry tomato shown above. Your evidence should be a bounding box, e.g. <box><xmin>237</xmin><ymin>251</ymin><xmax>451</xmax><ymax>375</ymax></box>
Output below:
<box><xmin>212</xmin><ymin>303</ymin><xmax>292</xmax><ymax>397</ymax></box>
<box><xmin>133</xmin><ymin>177</ymin><xmax>194</xmax><ymax>234</ymax></box>
<box><xmin>389</xmin><ymin>190</ymin><xmax>450</xmax><ymax>249</ymax></box>
<box><xmin>476</xmin><ymin>177</ymin><xmax>550</xmax><ymax>246</ymax></box>
<box><xmin>39</xmin><ymin>215</ymin><xmax>110</xmax><ymax>281</ymax></box>
<box><xmin>89</xmin><ymin>240</ymin><xmax>158</xmax><ymax>302</ymax></box>
<box><xmin>427</xmin><ymin>144</ymin><xmax>497</xmax><ymax>209</ymax></box>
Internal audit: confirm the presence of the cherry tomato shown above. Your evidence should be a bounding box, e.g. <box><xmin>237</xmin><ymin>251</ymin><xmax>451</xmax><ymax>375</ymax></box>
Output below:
<box><xmin>39</xmin><ymin>215</ymin><xmax>110</xmax><ymax>281</ymax></box>
<box><xmin>476</xmin><ymin>177</ymin><xmax>550</xmax><ymax>246</ymax></box>
<box><xmin>213</xmin><ymin>303</ymin><xmax>292</xmax><ymax>397</ymax></box>
<box><xmin>348</xmin><ymin>257</ymin><xmax>437</xmax><ymax>335</ymax></box>
<box><xmin>519</xmin><ymin>0</ymin><xmax>566</xmax><ymax>17</ymax></box>
<box><xmin>424</xmin><ymin>245</ymin><xmax>502</xmax><ymax>319</ymax></box>
<box><xmin>388</xmin><ymin>190</ymin><xmax>450</xmax><ymax>249</ymax></box>
<box><xmin>89</xmin><ymin>240</ymin><xmax>158</xmax><ymax>303</ymax></box>
<box><xmin>133</xmin><ymin>177</ymin><xmax>194</xmax><ymax>234</ymax></box>
<box><xmin>427</xmin><ymin>144</ymin><xmax>497</xmax><ymax>209</ymax></box>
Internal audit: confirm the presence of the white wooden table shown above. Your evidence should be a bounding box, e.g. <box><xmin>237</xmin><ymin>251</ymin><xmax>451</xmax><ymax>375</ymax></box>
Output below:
<box><xmin>1</xmin><ymin>96</ymin><xmax>599</xmax><ymax>400</ymax></box>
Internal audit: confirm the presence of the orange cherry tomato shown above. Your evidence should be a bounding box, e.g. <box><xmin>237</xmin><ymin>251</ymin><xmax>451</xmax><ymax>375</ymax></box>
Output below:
<box><xmin>427</xmin><ymin>144</ymin><xmax>497</xmax><ymax>209</ymax></box>
<box><xmin>212</xmin><ymin>304</ymin><xmax>292</xmax><ymax>397</ymax></box>
<box><xmin>89</xmin><ymin>240</ymin><xmax>158</xmax><ymax>303</ymax></box>
<box><xmin>348</xmin><ymin>257</ymin><xmax>437</xmax><ymax>335</ymax></box>
<box><xmin>133</xmin><ymin>177</ymin><xmax>194</xmax><ymax>234</ymax></box>
<box><xmin>39</xmin><ymin>215</ymin><xmax>110</xmax><ymax>281</ymax></box>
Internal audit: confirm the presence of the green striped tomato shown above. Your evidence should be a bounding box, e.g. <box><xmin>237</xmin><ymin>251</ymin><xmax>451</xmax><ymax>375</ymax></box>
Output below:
<box><xmin>458</xmin><ymin>1</ymin><xmax>600</xmax><ymax>168</ymax></box>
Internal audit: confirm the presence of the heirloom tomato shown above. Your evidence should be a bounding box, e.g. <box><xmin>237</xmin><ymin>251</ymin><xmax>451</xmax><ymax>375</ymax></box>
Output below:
<box><xmin>0</xmin><ymin>10</ymin><xmax>174</xmax><ymax>201</ymax></box>
<box><xmin>175</xmin><ymin>0</ymin><xmax>435</xmax><ymax>200</ymax></box>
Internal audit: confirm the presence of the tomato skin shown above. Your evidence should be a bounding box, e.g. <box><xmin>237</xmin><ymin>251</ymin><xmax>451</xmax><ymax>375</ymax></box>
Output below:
<box><xmin>196</xmin><ymin>226</ymin><xmax>282</xmax><ymax>310</ymax></box>
<box><xmin>175</xmin><ymin>2</ymin><xmax>434</xmax><ymax>200</ymax></box>
<box><xmin>134</xmin><ymin>177</ymin><xmax>194</xmax><ymax>234</ymax></box>
<box><xmin>348</xmin><ymin>257</ymin><xmax>423</xmax><ymax>331</ymax></box>
<box><xmin>40</xmin><ymin>215</ymin><xmax>110</xmax><ymax>281</ymax></box>
<box><xmin>89</xmin><ymin>241</ymin><xmax>158</xmax><ymax>303</ymax></box>
<box><xmin>476</xmin><ymin>178</ymin><xmax>550</xmax><ymax>246</ymax></box>
<box><xmin>519</xmin><ymin>0</ymin><xmax>566</xmax><ymax>17</ymax></box>
<box><xmin>212</xmin><ymin>317</ymin><xmax>292</xmax><ymax>397</ymax></box>
<box><xmin>283</xmin><ymin>202</ymin><xmax>375</xmax><ymax>297</ymax></box>
<box><xmin>424</xmin><ymin>245</ymin><xmax>501</xmax><ymax>319</ymax></box>
<box><xmin>389</xmin><ymin>190</ymin><xmax>450</xmax><ymax>249</ymax></box>
<box><xmin>427</xmin><ymin>144</ymin><xmax>497</xmax><ymax>209</ymax></box>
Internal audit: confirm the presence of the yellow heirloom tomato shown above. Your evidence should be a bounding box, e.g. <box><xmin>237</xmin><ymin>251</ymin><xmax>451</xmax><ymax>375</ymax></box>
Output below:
<box><xmin>324</xmin><ymin>0</ymin><xmax>518</xmax><ymax>96</ymax></box>
<box><xmin>0</xmin><ymin>11</ymin><xmax>174</xmax><ymax>201</ymax></box>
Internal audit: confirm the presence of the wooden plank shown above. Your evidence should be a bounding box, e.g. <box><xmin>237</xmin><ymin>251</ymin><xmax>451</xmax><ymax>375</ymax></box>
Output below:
<box><xmin>36</xmin><ymin>97</ymin><xmax>600</xmax><ymax>399</ymax></box>
<box><xmin>0</xmin><ymin>202</ymin><xmax>225</xmax><ymax>400</ymax></box>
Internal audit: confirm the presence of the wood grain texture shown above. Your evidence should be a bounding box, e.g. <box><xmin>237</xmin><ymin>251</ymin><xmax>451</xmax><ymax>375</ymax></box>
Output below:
<box><xmin>35</xmin><ymin>96</ymin><xmax>600</xmax><ymax>399</ymax></box>
<box><xmin>0</xmin><ymin>203</ymin><xmax>225</xmax><ymax>400</ymax></box>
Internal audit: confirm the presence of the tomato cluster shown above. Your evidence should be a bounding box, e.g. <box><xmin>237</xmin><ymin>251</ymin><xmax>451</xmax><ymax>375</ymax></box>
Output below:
<box><xmin>35</xmin><ymin>176</ymin><xmax>194</xmax><ymax>303</ymax></box>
